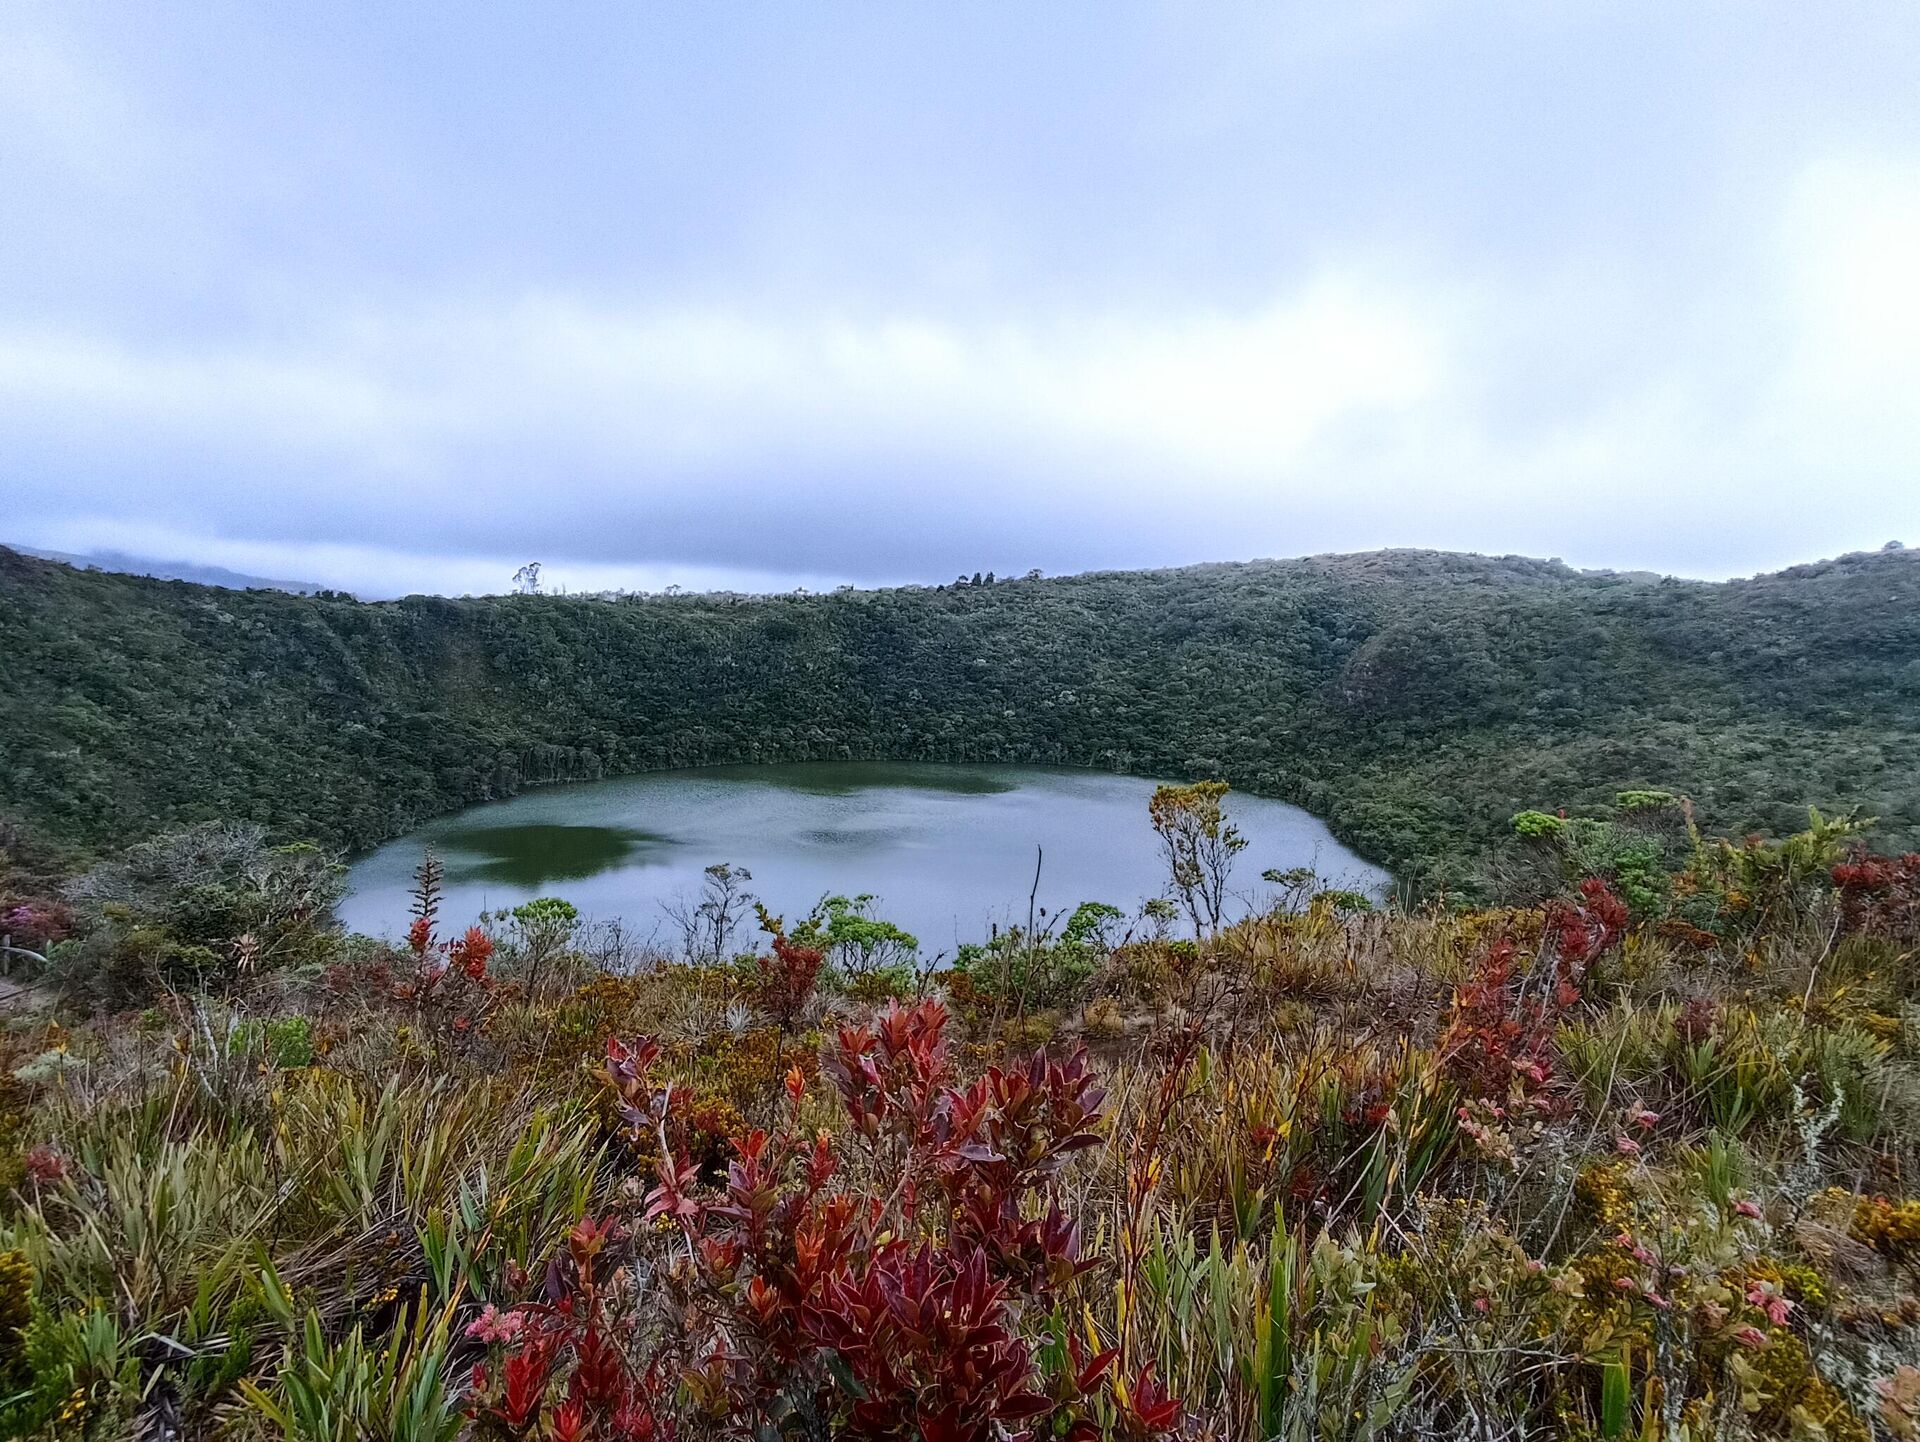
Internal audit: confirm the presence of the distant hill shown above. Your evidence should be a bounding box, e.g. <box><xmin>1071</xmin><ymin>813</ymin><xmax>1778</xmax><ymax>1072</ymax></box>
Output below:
<box><xmin>1</xmin><ymin>543</ymin><xmax>1916</xmax><ymax>894</ymax></box>
<box><xmin>9</xmin><ymin>545</ymin><xmax>326</xmax><ymax>596</ymax></box>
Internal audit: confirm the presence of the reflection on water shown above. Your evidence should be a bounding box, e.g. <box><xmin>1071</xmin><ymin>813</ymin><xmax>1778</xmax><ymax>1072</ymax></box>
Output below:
<box><xmin>341</xmin><ymin>762</ymin><xmax>1391</xmax><ymax>952</ymax></box>
<box><xmin>702</xmin><ymin>762</ymin><xmax>1020</xmax><ymax>798</ymax></box>
<box><xmin>797</xmin><ymin>825</ymin><xmax>918</xmax><ymax>851</ymax></box>
<box><xmin>440</xmin><ymin>824</ymin><xmax>671</xmax><ymax>885</ymax></box>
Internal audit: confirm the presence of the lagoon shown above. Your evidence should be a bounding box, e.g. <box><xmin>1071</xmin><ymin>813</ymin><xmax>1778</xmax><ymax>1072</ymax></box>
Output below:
<box><xmin>340</xmin><ymin>762</ymin><xmax>1390</xmax><ymax>955</ymax></box>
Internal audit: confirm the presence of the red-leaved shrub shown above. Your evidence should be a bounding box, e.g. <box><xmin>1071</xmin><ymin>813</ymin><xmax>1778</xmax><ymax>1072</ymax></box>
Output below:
<box><xmin>471</xmin><ymin>998</ymin><xmax>1178</xmax><ymax>1442</ymax></box>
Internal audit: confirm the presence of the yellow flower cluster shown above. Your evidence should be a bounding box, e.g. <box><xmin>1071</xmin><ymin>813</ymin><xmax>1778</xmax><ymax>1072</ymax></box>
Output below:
<box><xmin>1849</xmin><ymin>1194</ymin><xmax>1920</xmax><ymax>1261</ymax></box>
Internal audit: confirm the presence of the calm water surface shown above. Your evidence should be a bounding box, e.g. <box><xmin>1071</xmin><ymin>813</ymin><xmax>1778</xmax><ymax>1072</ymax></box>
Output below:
<box><xmin>340</xmin><ymin>763</ymin><xmax>1391</xmax><ymax>955</ymax></box>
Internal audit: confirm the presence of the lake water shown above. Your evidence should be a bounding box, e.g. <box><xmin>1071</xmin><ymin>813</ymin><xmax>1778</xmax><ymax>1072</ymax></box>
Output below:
<box><xmin>339</xmin><ymin>763</ymin><xmax>1391</xmax><ymax>956</ymax></box>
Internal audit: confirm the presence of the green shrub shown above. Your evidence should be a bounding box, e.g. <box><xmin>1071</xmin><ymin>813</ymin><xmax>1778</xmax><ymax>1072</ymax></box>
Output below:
<box><xmin>240</xmin><ymin>1015</ymin><xmax>316</xmax><ymax>1070</ymax></box>
<box><xmin>1512</xmin><ymin>810</ymin><xmax>1564</xmax><ymax>838</ymax></box>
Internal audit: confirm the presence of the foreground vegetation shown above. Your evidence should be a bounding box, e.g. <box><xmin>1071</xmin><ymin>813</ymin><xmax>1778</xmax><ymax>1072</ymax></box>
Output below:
<box><xmin>4</xmin><ymin>543</ymin><xmax>1919</xmax><ymax>894</ymax></box>
<box><xmin>2</xmin><ymin>786</ymin><xmax>1919</xmax><ymax>1440</ymax></box>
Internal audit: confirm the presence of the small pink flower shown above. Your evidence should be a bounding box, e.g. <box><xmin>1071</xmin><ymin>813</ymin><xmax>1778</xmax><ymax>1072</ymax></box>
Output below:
<box><xmin>1614</xmin><ymin>1135</ymin><xmax>1642</xmax><ymax>1157</ymax></box>
<box><xmin>1733</xmin><ymin>1198</ymin><xmax>1764</xmax><ymax>1221</ymax></box>
<box><xmin>1614</xmin><ymin>1277</ymin><xmax>1636</xmax><ymax>1291</ymax></box>
<box><xmin>1645</xmin><ymin>1291</ymin><xmax>1672</xmax><ymax>1310</ymax></box>
<box><xmin>1626</xmin><ymin>1106</ymin><xmax>1661</xmax><ymax>1132</ymax></box>
<box><xmin>1733</xmin><ymin>1325</ymin><xmax>1768</xmax><ymax>1350</ymax></box>
<box><xmin>1524</xmin><ymin>1259</ymin><xmax>1545</xmax><ymax>1275</ymax></box>
<box><xmin>1746</xmin><ymin>1282</ymin><xmax>1794</xmax><ymax>1327</ymax></box>
<box><xmin>1473</xmin><ymin>1296</ymin><xmax>1490</xmax><ymax>1313</ymax></box>
<box><xmin>463</xmin><ymin>1304</ymin><xmax>525</xmax><ymax>1344</ymax></box>
<box><xmin>24</xmin><ymin>1144</ymin><xmax>69</xmax><ymax>1184</ymax></box>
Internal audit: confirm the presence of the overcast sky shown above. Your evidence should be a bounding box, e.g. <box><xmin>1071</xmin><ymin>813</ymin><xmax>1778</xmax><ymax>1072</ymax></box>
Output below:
<box><xmin>5</xmin><ymin>3</ymin><xmax>1918</xmax><ymax>597</ymax></box>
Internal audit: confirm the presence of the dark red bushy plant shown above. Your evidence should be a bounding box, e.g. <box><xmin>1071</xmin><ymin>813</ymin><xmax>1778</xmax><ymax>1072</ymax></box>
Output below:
<box><xmin>1833</xmin><ymin>849</ymin><xmax>1920</xmax><ymax>943</ymax></box>
<box><xmin>1</xmin><ymin>900</ymin><xmax>71</xmax><ymax>949</ymax></box>
<box><xmin>1543</xmin><ymin>877</ymin><xmax>1629</xmax><ymax>973</ymax></box>
<box><xmin>468</xmin><ymin>1216</ymin><xmax>676</xmax><ymax>1441</ymax></box>
<box><xmin>1440</xmin><ymin>880</ymin><xmax>1624</xmax><ymax>1107</ymax></box>
<box><xmin>478</xmin><ymin>999</ymin><xmax>1176</xmax><ymax>1442</ymax></box>
<box><xmin>1439</xmin><ymin>938</ymin><xmax>1554</xmax><ymax>1103</ymax></box>
<box><xmin>318</xmin><ymin>912</ymin><xmax>499</xmax><ymax>1044</ymax></box>
<box><xmin>755</xmin><ymin>932</ymin><xmax>824</xmax><ymax>1034</ymax></box>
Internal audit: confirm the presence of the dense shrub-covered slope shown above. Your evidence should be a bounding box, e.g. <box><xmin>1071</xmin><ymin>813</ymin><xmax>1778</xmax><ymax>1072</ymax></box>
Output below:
<box><xmin>3</xmin><ymin>544</ymin><xmax>1918</xmax><ymax>889</ymax></box>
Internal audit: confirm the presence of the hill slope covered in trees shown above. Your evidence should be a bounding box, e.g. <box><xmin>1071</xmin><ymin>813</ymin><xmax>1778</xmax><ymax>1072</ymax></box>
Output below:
<box><xmin>3</xmin><ymin>544</ymin><xmax>1917</xmax><ymax>892</ymax></box>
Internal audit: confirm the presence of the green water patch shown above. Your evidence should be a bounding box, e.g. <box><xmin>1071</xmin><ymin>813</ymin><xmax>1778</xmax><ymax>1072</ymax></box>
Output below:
<box><xmin>440</xmin><ymin>823</ymin><xmax>672</xmax><ymax>885</ymax></box>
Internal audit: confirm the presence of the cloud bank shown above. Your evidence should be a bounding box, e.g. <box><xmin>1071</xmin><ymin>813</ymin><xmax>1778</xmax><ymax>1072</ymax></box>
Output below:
<box><xmin>5</xmin><ymin>4</ymin><xmax>1918</xmax><ymax>594</ymax></box>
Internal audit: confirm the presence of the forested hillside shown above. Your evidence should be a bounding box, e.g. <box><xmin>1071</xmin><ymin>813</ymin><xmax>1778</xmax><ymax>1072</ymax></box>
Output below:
<box><xmin>3</xmin><ymin>544</ymin><xmax>1917</xmax><ymax>892</ymax></box>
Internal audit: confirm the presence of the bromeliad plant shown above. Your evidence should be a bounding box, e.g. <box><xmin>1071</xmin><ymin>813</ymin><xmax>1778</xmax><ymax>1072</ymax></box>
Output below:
<box><xmin>474</xmin><ymin>998</ymin><xmax>1179</xmax><ymax>1441</ymax></box>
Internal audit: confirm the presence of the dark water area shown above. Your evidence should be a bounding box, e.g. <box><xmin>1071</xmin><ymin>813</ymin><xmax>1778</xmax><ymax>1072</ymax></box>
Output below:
<box><xmin>341</xmin><ymin>762</ymin><xmax>1391</xmax><ymax>956</ymax></box>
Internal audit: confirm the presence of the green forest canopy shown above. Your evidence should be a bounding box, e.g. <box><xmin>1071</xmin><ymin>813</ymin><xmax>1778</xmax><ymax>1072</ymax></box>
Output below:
<box><xmin>3</xmin><ymin>544</ymin><xmax>1916</xmax><ymax>896</ymax></box>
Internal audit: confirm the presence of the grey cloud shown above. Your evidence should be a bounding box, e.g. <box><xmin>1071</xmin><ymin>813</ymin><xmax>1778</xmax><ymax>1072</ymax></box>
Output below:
<box><xmin>4</xmin><ymin>3</ymin><xmax>1919</xmax><ymax>592</ymax></box>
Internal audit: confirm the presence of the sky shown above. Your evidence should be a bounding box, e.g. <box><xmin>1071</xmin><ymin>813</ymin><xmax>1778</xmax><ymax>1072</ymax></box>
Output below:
<box><xmin>4</xmin><ymin>2</ymin><xmax>1919</xmax><ymax>598</ymax></box>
